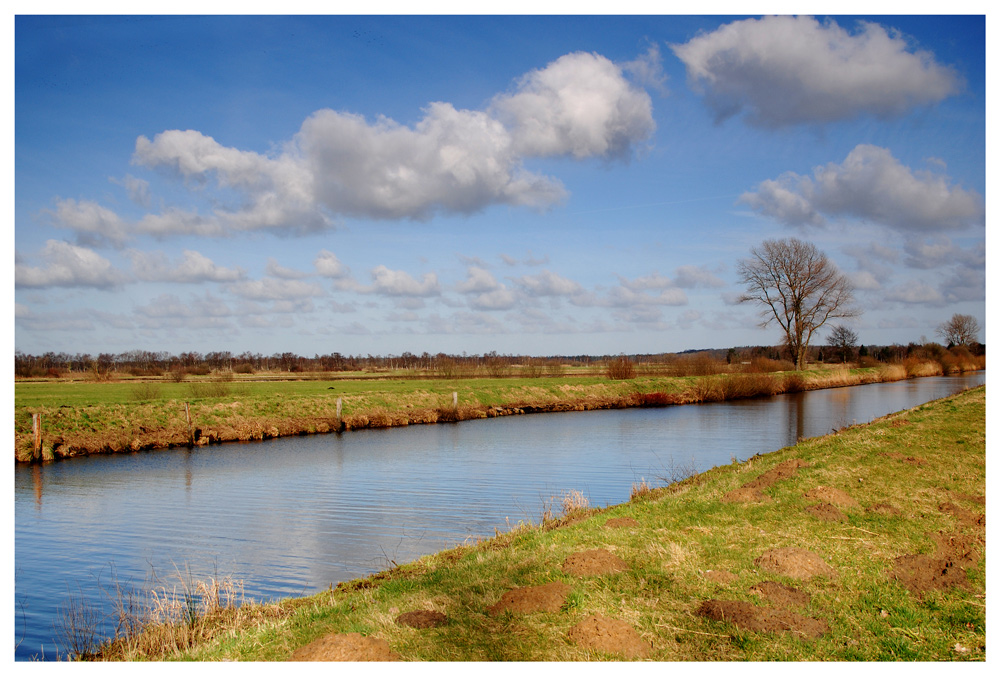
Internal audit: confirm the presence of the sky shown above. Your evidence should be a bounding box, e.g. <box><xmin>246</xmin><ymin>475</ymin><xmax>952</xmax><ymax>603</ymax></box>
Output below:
<box><xmin>12</xmin><ymin>10</ymin><xmax>989</xmax><ymax>358</ymax></box>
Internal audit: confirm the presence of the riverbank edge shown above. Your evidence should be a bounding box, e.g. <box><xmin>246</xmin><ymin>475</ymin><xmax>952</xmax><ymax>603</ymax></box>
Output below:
<box><xmin>88</xmin><ymin>384</ymin><xmax>987</xmax><ymax>661</ymax></box>
<box><xmin>14</xmin><ymin>362</ymin><xmax>981</xmax><ymax>463</ymax></box>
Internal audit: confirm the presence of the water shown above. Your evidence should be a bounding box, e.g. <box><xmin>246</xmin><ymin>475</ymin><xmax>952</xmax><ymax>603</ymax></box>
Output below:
<box><xmin>13</xmin><ymin>373</ymin><xmax>984</xmax><ymax>660</ymax></box>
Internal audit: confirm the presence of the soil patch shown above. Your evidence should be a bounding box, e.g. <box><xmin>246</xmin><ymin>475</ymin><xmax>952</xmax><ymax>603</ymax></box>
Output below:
<box><xmin>930</xmin><ymin>531</ymin><xmax>982</xmax><ymax>566</ymax></box>
<box><xmin>950</xmin><ymin>492</ymin><xmax>985</xmax><ymax>506</ymax></box>
<box><xmin>805</xmin><ymin>503</ymin><xmax>847</xmax><ymax>522</ymax></box>
<box><xmin>703</xmin><ymin>570</ymin><xmax>738</xmax><ymax>584</ymax></box>
<box><xmin>567</xmin><ymin>614</ymin><xmax>653</xmax><ymax>659</ymax></box>
<box><xmin>562</xmin><ymin>549</ymin><xmax>628</xmax><ymax>576</ymax></box>
<box><xmin>750</xmin><ymin>581</ymin><xmax>811</xmax><ymax>607</ymax></box>
<box><xmin>395</xmin><ymin>609</ymin><xmax>448</xmax><ymax>629</ymax></box>
<box><xmin>289</xmin><ymin>632</ymin><xmax>400</xmax><ymax>661</ymax></box>
<box><xmin>741</xmin><ymin>459</ymin><xmax>811</xmax><ymax>491</ymax></box>
<box><xmin>721</xmin><ymin>487</ymin><xmax>770</xmax><ymax>504</ymax></box>
<box><xmin>487</xmin><ymin>581</ymin><xmax>571</xmax><ymax>616</ymax></box>
<box><xmin>866</xmin><ymin>502</ymin><xmax>902</xmax><ymax>517</ymax></box>
<box><xmin>804</xmin><ymin>486</ymin><xmax>859</xmax><ymax>508</ymax></box>
<box><xmin>696</xmin><ymin>600</ymin><xmax>828</xmax><ymax>639</ymax></box>
<box><xmin>938</xmin><ymin>502</ymin><xmax>984</xmax><ymax>528</ymax></box>
<box><xmin>755</xmin><ymin>548</ymin><xmax>836</xmax><ymax>580</ymax></box>
<box><xmin>890</xmin><ymin>555</ymin><xmax>968</xmax><ymax>598</ymax></box>
<box><xmin>604</xmin><ymin>517</ymin><xmax>641</xmax><ymax>529</ymax></box>
<box><xmin>880</xmin><ymin>452</ymin><xmax>926</xmax><ymax>466</ymax></box>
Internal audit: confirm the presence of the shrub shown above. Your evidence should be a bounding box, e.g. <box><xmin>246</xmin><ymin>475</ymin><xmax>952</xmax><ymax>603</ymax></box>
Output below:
<box><xmin>719</xmin><ymin>372</ymin><xmax>777</xmax><ymax>400</ymax></box>
<box><xmin>782</xmin><ymin>373</ymin><xmax>807</xmax><ymax>393</ymax></box>
<box><xmin>857</xmin><ymin>356</ymin><xmax>880</xmax><ymax>368</ymax></box>
<box><xmin>605</xmin><ymin>355</ymin><xmax>636</xmax><ymax>380</ymax></box>
<box><xmin>130</xmin><ymin>382</ymin><xmax>163</xmax><ymax>401</ymax></box>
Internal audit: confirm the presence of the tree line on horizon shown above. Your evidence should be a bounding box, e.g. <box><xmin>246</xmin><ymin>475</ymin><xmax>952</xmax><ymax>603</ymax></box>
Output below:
<box><xmin>13</xmin><ymin>338</ymin><xmax>984</xmax><ymax>380</ymax></box>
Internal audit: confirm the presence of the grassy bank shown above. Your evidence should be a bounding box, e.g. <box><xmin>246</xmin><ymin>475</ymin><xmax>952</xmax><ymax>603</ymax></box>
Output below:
<box><xmin>14</xmin><ymin>361</ymin><xmax>970</xmax><ymax>462</ymax></box>
<box><xmin>89</xmin><ymin>385</ymin><xmax>985</xmax><ymax>661</ymax></box>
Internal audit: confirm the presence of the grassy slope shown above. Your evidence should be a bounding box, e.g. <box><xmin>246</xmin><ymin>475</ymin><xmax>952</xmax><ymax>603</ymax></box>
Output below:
<box><xmin>103</xmin><ymin>385</ymin><xmax>985</xmax><ymax>661</ymax></box>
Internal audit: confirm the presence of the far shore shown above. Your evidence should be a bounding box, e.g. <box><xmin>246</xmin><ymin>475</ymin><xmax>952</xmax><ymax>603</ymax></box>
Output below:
<box><xmin>14</xmin><ymin>357</ymin><xmax>983</xmax><ymax>463</ymax></box>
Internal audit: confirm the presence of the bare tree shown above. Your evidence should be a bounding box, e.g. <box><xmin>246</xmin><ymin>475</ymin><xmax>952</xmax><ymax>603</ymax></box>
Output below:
<box><xmin>936</xmin><ymin>313</ymin><xmax>981</xmax><ymax>346</ymax></box>
<box><xmin>826</xmin><ymin>324</ymin><xmax>859</xmax><ymax>363</ymax></box>
<box><xmin>738</xmin><ymin>238</ymin><xmax>859</xmax><ymax>370</ymax></box>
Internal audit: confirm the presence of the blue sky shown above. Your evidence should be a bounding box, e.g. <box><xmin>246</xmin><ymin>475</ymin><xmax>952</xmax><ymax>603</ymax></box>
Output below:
<box><xmin>13</xmin><ymin>12</ymin><xmax>988</xmax><ymax>358</ymax></box>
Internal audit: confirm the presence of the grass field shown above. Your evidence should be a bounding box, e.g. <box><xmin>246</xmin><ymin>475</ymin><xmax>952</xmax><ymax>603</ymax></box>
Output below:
<box><xmin>85</xmin><ymin>385</ymin><xmax>986</xmax><ymax>661</ymax></box>
<box><xmin>13</xmin><ymin>364</ymin><xmax>927</xmax><ymax>462</ymax></box>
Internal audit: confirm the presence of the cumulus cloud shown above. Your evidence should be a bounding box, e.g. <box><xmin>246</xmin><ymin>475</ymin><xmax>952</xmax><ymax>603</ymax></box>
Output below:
<box><xmin>366</xmin><ymin>265</ymin><xmax>441</xmax><ymax>297</ymax></box>
<box><xmin>265</xmin><ymin>258</ymin><xmax>308</xmax><ymax>279</ymax></box>
<box><xmin>456</xmin><ymin>266</ymin><xmax>501</xmax><ymax>294</ymax></box>
<box><xmin>740</xmin><ymin>144</ymin><xmax>985</xmax><ymax>232</ymax></box>
<box><xmin>46</xmin><ymin>49</ymin><xmax>657</xmax><ymax>241</ymax></box>
<box><xmin>885</xmin><ymin>280</ymin><xmax>945</xmax><ymax>305</ymax></box>
<box><xmin>313</xmin><ymin>250</ymin><xmax>351</xmax><ymax>280</ymax></box>
<box><xmin>110</xmin><ymin>174</ymin><xmax>152</xmax><ymax>207</ymax></box>
<box><xmin>128</xmin><ymin>249</ymin><xmax>245</xmax><ymax>283</ymax></box>
<box><xmin>15</xmin><ymin>240</ymin><xmax>126</xmax><ymax>289</ymax></box>
<box><xmin>673</xmin><ymin>265</ymin><xmax>726</xmax><ymax>289</ymax></box>
<box><xmin>491</xmin><ymin>51</ymin><xmax>656</xmax><ymax>159</ymax></box>
<box><xmin>672</xmin><ymin>15</ymin><xmax>961</xmax><ymax>127</ymax></box>
<box><xmin>513</xmin><ymin>270</ymin><xmax>583</xmax><ymax>297</ymax></box>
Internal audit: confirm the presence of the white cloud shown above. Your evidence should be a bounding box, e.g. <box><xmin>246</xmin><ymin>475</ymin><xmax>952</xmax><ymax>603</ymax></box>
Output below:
<box><xmin>265</xmin><ymin>258</ymin><xmax>308</xmax><ymax>279</ymax></box>
<box><xmin>513</xmin><ymin>270</ymin><xmax>583</xmax><ymax>297</ymax></box>
<box><xmin>469</xmin><ymin>288</ymin><xmax>518</xmax><ymax>311</ymax></box>
<box><xmin>491</xmin><ymin>51</ymin><xmax>655</xmax><ymax>160</ymax></box>
<box><xmin>129</xmin><ymin>249</ymin><xmax>245</xmax><ymax>283</ymax></box>
<box><xmin>674</xmin><ymin>265</ymin><xmax>726</xmax><ymax>289</ymax></box>
<box><xmin>367</xmin><ymin>265</ymin><xmax>441</xmax><ymax>297</ymax></box>
<box><xmin>885</xmin><ymin>280</ymin><xmax>945</xmax><ymax>305</ymax></box>
<box><xmin>110</xmin><ymin>174</ymin><xmax>152</xmax><ymax>207</ymax></box>
<box><xmin>456</xmin><ymin>266</ymin><xmax>501</xmax><ymax>293</ymax></box>
<box><xmin>15</xmin><ymin>240</ymin><xmax>126</xmax><ymax>289</ymax></box>
<box><xmin>672</xmin><ymin>16</ymin><xmax>960</xmax><ymax>127</ymax></box>
<box><xmin>314</xmin><ymin>250</ymin><xmax>351</xmax><ymax>279</ymax></box>
<box><xmin>741</xmin><ymin>145</ymin><xmax>984</xmax><ymax>232</ymax></box>
<box><xmin>46</xmin><ymin>199</ymin><xmax>131</xmax><ymax>247</ymax></box>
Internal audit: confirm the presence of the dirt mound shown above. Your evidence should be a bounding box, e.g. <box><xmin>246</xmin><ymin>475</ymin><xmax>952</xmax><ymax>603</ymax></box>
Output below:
<box><xmin>696</xmin><ymin>599</ymin><xmax>828</xmax><ymax>639</ymax></box>
<box><xmin>939</xmin><ymin>502</ymin><xmax>984</xmax><ymax>528</ymax></box>
<box><xmin>395</xmin><ymin>609</ymin><xmax>448</xmax><ymax>628</ymax></box>
<box><xmin>750</xmin><ymin>581</ymin><xmax>810</xmax><ymax>607</ymax></box>
<box><xmin>755</xmin><ymin>548</ymin><xmax>836</xmax><ymax>580</ymax></box>
<box><xmin>487</xmin><ymin>581</ymin><xmax>571</xmax><ymax>616</ymax></box>
<box><xmin>703</xmin><ymin>569</ymin><xmax>738</xmax><ymax>584</ymax></box>
<box><xmin>567</xmin><ymin>614</ymin><xmax>653</xmax><ymax>659</ymax></box>
<box><xmin>805</xmin><ymin>503</ymin><xmax>847</xmax><ymax>522</ymax></box>
<box><xmin>804</xmin><ymin>486</ymin><xmax>859</xmax><ymax>508</ymax></box>
<box><xmin>741</xmin><ymin>459</ymin><xmax>811</xmax><ymax>491</ymax></box>
<box><xmin>950</xmin><ymin>492</ymin><xmax>985</xmax><ymax>506</ymax></box>
<box><xmin>604</xmin><ymin>517</ymin><xmax>640</xmax><ymax>529</ymax></box>
<box><xmin>890</xmin><ymin>555</ymin><xmax>968</xmax><ymax>598</ymax></box>
<box><xmin>721</xmin><ymin>487</ymin><xmax>770</xmax><ymax>503</ymax></box>
<box><xmin>562</xmin><ymin>549</ymin><xmax>628</xmax><ymax>576</ymax></box>
<box><xmin>880</xmin><ymin>452</ymin><xmax>926</xmax><ymax>466</ymax></box>
<box><xmin>866</xmin><ymin>502</ymin><xmax>902</xmax><ymax>516</ymax></box>
<box><xmin>931</xmin><ymin>531</ymin><xmax>982</xmax><ymax>566</ymax></box>
<box><xmin>289</xmin><ymin>632</ymin><xmax>400</xmax><ymax>661</ymax></box>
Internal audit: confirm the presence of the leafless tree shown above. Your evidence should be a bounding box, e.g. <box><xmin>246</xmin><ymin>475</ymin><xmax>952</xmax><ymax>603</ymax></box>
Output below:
<box><xmin>738</xmin><ymin>238</ymin><xmax>859</xmax><ymax>370</ymax></box>
<box><xmin>936</xmin><ymin>313</ymin><xmax>981</xmax><ymax>346</ymax></box>
<box><xmin>826</xmin><ymin>324</ymin><xmax>859</xmax><ymax>363</ymax></box>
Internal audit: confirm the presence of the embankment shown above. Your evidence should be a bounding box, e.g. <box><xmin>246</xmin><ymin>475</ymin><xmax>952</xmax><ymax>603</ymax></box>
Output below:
<box><xmin>88</xmin><ymin>385</ymin><xmax>986</xmax><ymax>661</ymax></box>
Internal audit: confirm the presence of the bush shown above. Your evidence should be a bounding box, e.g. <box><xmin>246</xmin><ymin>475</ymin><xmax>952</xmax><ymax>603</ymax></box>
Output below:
<box><xmin>719</xmin><ymin>372</ymin><xmax>777</xmax><ymax>399</ymax></box>
<box><xmin>130</xmin><ymin>382</ymin><xmax>163</xmax><ymax>401</ymax></box>
<box><xmin>605</xmin><ymin>355</ymin><xmax>636</xmax><ymax>380</ymax></box>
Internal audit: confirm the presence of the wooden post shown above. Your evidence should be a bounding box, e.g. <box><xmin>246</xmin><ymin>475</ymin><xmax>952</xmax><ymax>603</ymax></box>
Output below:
<box><xmin>452</xmin><ymin>391</ymin><xmax>458</xmax><ymax>411</ymax></box>
<box><xmin>336</xmin><ymin>397</ymin><xmax>343</xmax><ymax>431</ymax></box>
<box><xmin>32</xmin><ymin>413</ymin><xmax>41</xmax><ymax>462</ymax></box>
<box><xmin>185</xmin><ymin>402</ymin><xmax>194</xmax><ymax>446</ymax></box>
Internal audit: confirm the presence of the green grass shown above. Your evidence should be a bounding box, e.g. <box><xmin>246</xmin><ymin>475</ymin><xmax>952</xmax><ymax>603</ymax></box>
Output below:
<box><xmin>90</xmin><ymin>386</ymin><xmax>985</xmax><ymax>662</ymax></box>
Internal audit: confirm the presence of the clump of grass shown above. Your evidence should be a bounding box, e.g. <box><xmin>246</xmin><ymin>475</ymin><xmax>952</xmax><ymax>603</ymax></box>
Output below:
<box><xmin>630</xmin><ymin>478</ymin><xmax>653</xmax><ymax>501</ymax></box>
<box><xmin>719</xmin><ymin>372</ymin><xmax>776</xmax><ymax>399</ymax></box>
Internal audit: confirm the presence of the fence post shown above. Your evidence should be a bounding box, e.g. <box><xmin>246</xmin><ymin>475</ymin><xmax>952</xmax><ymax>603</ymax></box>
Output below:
<box><xmin>336</xmin><ymin>397</ymin><xmax>343</xmax><ymax>431</ymax></box>
<box><xmin>32</xmin><ymin>413</ymin><xmax>41</xmax><ymax>462</ymax></box>
<box><xmin>452</xmin><ymin>391</ymin><xmax>458</xmax><ymax>411</ymax></box>
<box><xmin>185</xmin><ymin>402</ymin><xmax>194</xmax><ymax>446</ymax></box>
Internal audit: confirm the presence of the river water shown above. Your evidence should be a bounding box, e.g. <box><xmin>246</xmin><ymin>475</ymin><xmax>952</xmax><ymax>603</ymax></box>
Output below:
<box><xmin>13</xmin><ymin>373</ymin><xmax>985</xmax><ymax>660</ymax></box>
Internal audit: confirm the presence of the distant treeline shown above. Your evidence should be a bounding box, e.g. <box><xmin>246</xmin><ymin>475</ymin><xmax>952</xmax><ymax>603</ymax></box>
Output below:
<box><xmin>13</xmin><ymin>341</ymin><xmax>984</xmax><ymax>379</ymax></box>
